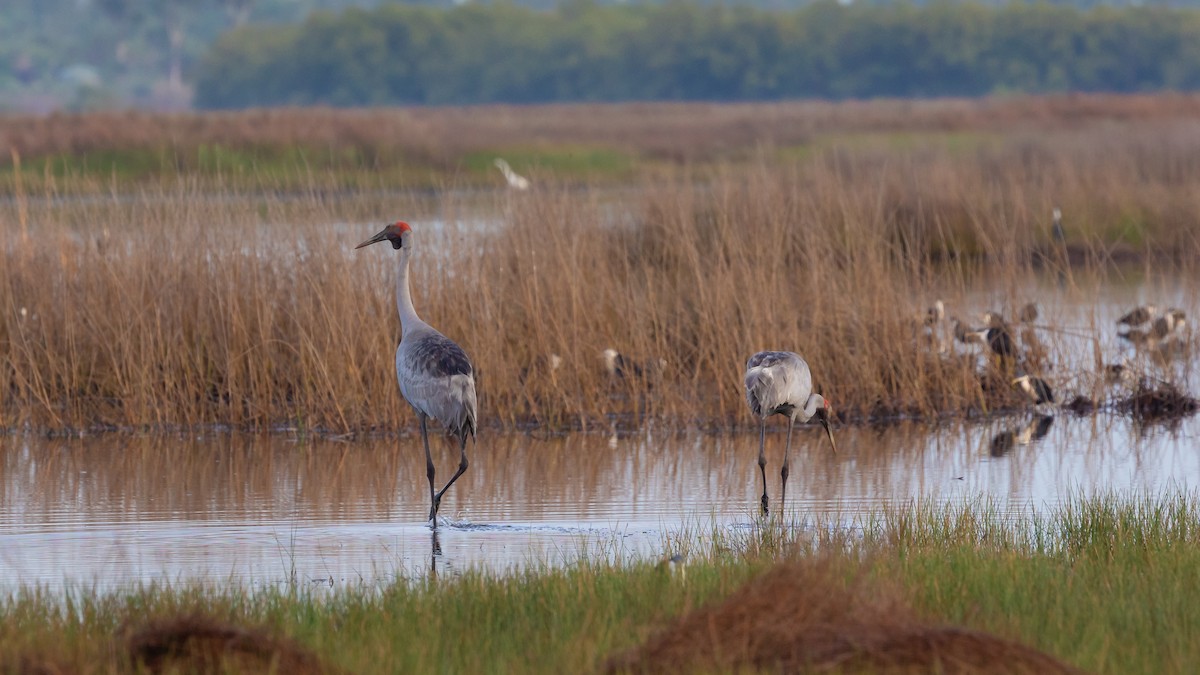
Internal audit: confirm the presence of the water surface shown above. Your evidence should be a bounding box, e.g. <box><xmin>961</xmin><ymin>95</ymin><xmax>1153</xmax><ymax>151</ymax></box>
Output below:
<box><xmin>1</xmin><ymin>414</ymin><xmax>1196</xmax><ymax>591</ymax></box>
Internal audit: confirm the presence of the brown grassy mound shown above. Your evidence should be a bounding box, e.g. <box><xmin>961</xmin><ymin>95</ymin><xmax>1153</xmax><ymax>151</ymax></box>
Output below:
<box><xmin>1116</xmin><ymin>382</ymin><xmax>1199</xmax><ymax>422</ymax></box>
<box><xmin>0</xmin><ymin>656</ymin><xmax>77</xmax><ymax>675</ymax></box>
<box><xmin>123</xmin><ymin>613</ymin><xmax>334</xmax><ymax>675</ymax></box>
<box><xmin>604</xmin><ymin>560</ymin><xmax>1083</xmax><ymax>675</ymax></box>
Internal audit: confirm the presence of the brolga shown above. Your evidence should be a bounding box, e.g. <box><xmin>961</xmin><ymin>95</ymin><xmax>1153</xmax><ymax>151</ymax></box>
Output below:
<box><xmin>743</xmin><ymin>351</ymin><xmax>837</xmax><ymax>516</ymax></box>
<box><xmin>493</xmin><ymin>158</ymin><xmax>531</xmax><ymax>191</ymax></box>
<box><xmin>356</xmin><ymin>221</ymin><xmax>478</xmax><ymax>530</ymax></box>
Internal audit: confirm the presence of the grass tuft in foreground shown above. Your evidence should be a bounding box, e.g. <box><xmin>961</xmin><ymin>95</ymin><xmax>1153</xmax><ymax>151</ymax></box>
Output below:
<box><xmin>2</xmin><ymin>494</ymin><xmax>1200</xmax><ymax>673</ymax></box>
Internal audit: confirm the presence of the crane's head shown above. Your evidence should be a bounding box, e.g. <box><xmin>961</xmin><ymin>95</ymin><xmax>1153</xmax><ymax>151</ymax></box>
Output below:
<box><xmin>814</xmin><ymin>396</ymin><xmax>837</xmax><ymax>454</ymax></box>
<box><xmin>355</xmin><ymin>221</ymin><xmax>412</xmax><ymax>250</ymax></box>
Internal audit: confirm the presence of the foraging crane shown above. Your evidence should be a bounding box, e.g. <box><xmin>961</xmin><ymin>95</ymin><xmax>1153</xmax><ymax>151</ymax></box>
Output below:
<box><xmin>743</xmin><ymin>351</ymin><xmax>837</xmax><ymax>516</ymax></box>
<box><xmin>356</xmin><ymin>221</ymin><xmax>478</xmax><ymax>530</ymax></box>
<box><xmin>493</xmin><ymin>158</ymin><xmax>531</xmax><ymax>191</ymax></box>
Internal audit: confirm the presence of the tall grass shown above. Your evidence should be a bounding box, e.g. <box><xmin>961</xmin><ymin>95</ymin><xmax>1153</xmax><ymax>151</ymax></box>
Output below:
<box><xmin>2</xmin><ymin>116</ymin><xmax>1199</xmax><ymax>433</ymax></box>
<box><xmin>4</xmin><ymin>94</ymin><xmax>1200</xmax><ymax>188</ymax></box>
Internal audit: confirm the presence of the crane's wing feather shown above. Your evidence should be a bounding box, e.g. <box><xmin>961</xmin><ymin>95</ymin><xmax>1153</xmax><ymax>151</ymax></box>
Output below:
<box><xmin>744</xmin><ymin>351</ymin><xmax>812</xmax><ymax>419</ymax></box>
<box><xmin>396</xmin><ymin>330</ymin><xmax>478</xmax><ymax>438</ymax></box>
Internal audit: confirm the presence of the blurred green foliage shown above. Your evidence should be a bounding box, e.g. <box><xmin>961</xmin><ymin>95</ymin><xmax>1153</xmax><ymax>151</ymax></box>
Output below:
<box><xmin>193</xmin><ymin>1</ymin><xmax>1200</xmax><ymax>108</ymax></box>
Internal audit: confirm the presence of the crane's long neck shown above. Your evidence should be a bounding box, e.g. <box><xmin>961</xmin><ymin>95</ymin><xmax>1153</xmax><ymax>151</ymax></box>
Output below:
<box><xmin>802</xmin><ymin>394</ymin><xmax>826</xmax><ymax>421</ymax></box>
<box><xmin>394</xmin><ymin>248</ymin><xmax>423</xmax><ymax>337</ymax></box>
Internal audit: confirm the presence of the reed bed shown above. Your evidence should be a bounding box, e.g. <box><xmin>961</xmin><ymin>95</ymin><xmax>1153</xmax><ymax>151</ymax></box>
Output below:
<box><xmin>3</xmin><ymin>494</ymin><xmax>1200</xmax><ymax>673</ymax></box>
<box><xmin>5</xmin><ymin>94</ymin><xmax>1200</xmax><ymax>186</ymax></box>
<box><xmin>2</xmin><ymin>120</ymin><xmax>1199</xmax><ymax>433</ymax></box>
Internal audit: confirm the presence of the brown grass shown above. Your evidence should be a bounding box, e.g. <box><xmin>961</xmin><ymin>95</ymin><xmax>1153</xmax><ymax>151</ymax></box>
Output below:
<box><xmin>604</xmin><ymin>559</ymin><xmax>1084</xmax><ymax>675</ymax></box>
<box><xmin>2</xmin><ymin>99</ymin><xmax>1200</xmax><ymax>433</ymax></box>
<box><xmin>0</xmin><ymin>656</ymin><xmax>78</xmax><ymax>675</ymax></box>
<box><xmin>122</xmin><ymin>614</ymin><xmax>334</xmax><ymax>675</ymax></box>
<box><xmin>3</xmin><ymin>93</ymin><xmax>1200</xmax><ymax>169</ymax></box>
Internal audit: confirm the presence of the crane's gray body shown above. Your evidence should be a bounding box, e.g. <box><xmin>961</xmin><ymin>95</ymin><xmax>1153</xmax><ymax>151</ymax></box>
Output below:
<box><xmin>744</xmin><ymin>350</ymin><xmax>815</xmax><ymax>422</ymax></box>
<box><xmin>396</xmin><ymin>325</ymin><xmax>477</xmax><ymax>441</ymax></box>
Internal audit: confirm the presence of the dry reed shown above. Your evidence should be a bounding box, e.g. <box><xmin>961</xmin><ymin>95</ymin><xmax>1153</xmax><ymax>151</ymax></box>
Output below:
<box><xmin>3</xmin><ymin>94</ymin><xmax>1200</xmax><ymax>171</ymax></box>
<box><xmin>604</xmin><ymin>558</ymin><xmax>1084</xmax><ymax>674</ymax></box>
<box><xmin>2</xmin><ymin>106</ymin><xmax>1199</xmax><ymax>433</ymax></box>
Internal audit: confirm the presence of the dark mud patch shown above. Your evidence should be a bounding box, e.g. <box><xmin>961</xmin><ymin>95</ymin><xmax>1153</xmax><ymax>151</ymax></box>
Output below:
<box><xmin>1116</xmin><ymin>382</ymin><xmax>1199</xmax><ymax>422</ymax></box>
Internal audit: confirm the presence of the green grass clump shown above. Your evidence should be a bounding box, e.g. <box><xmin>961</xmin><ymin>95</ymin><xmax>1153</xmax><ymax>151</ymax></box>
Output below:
<box><xmin>2</xmin><ymin>494</ymin><xmax>1200</xmax><ymax>673</ymax></box>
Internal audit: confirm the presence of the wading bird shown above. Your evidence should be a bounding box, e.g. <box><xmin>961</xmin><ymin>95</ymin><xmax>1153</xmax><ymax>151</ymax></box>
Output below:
<box><xmin>964</xmin><ymin>313</ymin><xmax>1017</xmax><ymax>365</ymax></box>
<box><xmin>924</xmin><ymin>300</ymin><xmax>945</xmax><ymax>326</ymax></box>
<box><xmin>602</xmin><ymin>348</ymin><xmax>666</xmax><ymax>380</ymax></box>
<box><xmin>357</xmin><ymin>221</ymin><xmax>478</xmax><ymax>530</ymax></box>
<box><xmin>1052</xmin><ymin>207</ymin><xmax>1065</xmax><ymax>242</ymax></box>
<box><xmin>1013</xmin><ymin>374</ymin><xmax>1054</xmax><ymax>406</ymax></box>
<box><xmin>743</xmin><ymin>351</ymin><xmax>837</xmax><ymax>516</ymax></box>
<box><xmin>493</xmin><ymin>158</ymin><xmax>531</xmax><ymax>191</ymax></box>
<box><xmin>1120</xmin><ymin>310</ymin><xmax>1185</xmax><ymax>349</ymax></box>
<box><xmin>1118</xmin><ymin>305</ymin><xmax>1157</xmax><ymax>328</ymax></box>
<box><xmin>953</xmin><ymin>317</ymin><xmax>984</xmax><ymax>345</ymax></box>
<box><xmin>1018</xmin><ymin>302</ymin><xmax>1039</xmax><ymax>324</ymax></box>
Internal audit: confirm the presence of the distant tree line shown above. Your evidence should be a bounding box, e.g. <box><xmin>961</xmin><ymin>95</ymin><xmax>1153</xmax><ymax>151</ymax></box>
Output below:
<box><xmin>193</xmin><ymin>1</ymin><xmax>1200</xmax><ymax>108</ymax></box>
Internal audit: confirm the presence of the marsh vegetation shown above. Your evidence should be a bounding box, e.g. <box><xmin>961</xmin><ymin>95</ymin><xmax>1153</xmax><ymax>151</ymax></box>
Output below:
<box><xmin>3</xmin><ymin>496</ymin><xmax>1200</xmax><ymax>673</ymax></box>
<box><xmin>2</xmin><ymin>97</ymin><xmax>1199</xmax><ymax>433</ymax></box>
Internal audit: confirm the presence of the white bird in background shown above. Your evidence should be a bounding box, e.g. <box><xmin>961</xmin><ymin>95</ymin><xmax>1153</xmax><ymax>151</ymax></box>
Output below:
<box><xmin>356</xmin><ymin>221</ymin><xmax>478</xmax><ymax>530</ymax></box>
<box><xmin>493</xmin><ymin>158</ymin><xmax>531</xmax><ymax>191</ymax></box>
<box><xmin>743</xmin><ymin>351</ymin><xmax>837</xmax><ymax>516</ymax></box>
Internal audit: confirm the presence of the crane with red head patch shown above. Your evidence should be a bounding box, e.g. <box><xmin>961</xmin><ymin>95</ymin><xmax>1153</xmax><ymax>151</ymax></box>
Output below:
<box><xmin>356</xmin><ymin>220</ymin><xmax>478</xmax><ymax>530</ymax></box>
<box><xmin>355</xmin><ymin>221</ymin><xmax>412</xmax><ymax>250</ymax></box>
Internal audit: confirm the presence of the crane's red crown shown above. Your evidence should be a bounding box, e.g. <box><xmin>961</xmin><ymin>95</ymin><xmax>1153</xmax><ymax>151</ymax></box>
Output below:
<box><xmin>355</xmin><ymin>220</ymin><xmax>413</xmax><ymax>250</ymax></box>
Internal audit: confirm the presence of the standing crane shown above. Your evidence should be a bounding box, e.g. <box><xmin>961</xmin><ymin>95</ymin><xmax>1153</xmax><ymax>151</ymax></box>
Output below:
<box><xmin>357</xmin><ymin>221</ymin><xmax>478</xmax><ymax>530</ymax></box>
<box><xmin>743</xmin><ymin>351</ymin><xmax>837</xmax><ymax>516</ymax></box>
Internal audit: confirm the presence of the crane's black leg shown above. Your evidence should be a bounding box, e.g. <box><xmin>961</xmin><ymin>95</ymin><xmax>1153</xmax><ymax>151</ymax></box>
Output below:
<box><xmin>758</xmin><ymin>421</ymin><xmax>769</xmax><ymax>516</ymax></box>
<box><xmin>780</xmin><ymin>420</ymin><xmax>794</xmax><ymax>516</ymax></box>
<box><xmin>430</xmin><ymin>529</ymin><xmax>442</xmax><ymax>579</ymax></box>
<box><xmin>420</xmin><ymin>414</ymin><xmax>438</xmax><ymax>528</ymax></box>
<box><xmin>433</xmin><ymin>432</ymin><xmax>471</xmax><ymax>516</ymax></box>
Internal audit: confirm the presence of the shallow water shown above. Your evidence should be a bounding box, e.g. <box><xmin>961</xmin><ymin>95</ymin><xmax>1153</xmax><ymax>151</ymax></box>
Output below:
<box><xmin>1</xmin><ymin>414</ymin><xmax>1197</xmax><ymax>591</ymax></box>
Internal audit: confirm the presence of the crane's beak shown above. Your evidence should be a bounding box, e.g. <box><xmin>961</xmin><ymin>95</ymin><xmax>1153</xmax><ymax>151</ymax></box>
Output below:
<box><xmin>355</xmin><ymin>227</ymin><xmax>390</xmax><ymax>249</ymax></box>
<box><xmin>818</xmin><ymin>410</ymin><xmax>837</xmax><ymax>454</ymax></box>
